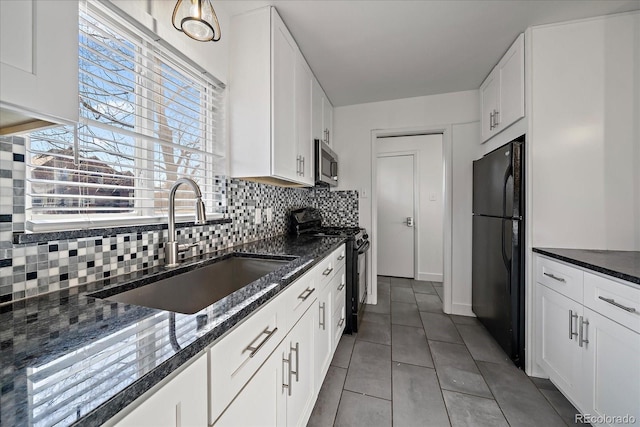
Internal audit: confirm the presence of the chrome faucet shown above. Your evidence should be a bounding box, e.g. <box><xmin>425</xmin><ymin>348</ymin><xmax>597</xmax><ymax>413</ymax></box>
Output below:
<box><xmin>165</xmin><ymin>177</ymin><xmax>207</xmax><ymax>267</ymax></box>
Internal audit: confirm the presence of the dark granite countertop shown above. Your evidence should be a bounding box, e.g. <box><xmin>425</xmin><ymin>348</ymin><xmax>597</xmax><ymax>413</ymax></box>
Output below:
<box><xmin>533</xmin><ymin>248</ymin><xmax>640</xmax><ymax>286</ymax></box>
<box><xmin>0</xmin><ymin>234</ymin><xmax>346</xmax><ymax>427</ymax></box>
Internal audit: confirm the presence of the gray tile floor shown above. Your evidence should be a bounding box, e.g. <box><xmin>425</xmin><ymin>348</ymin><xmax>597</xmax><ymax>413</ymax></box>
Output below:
<box><xmin>308</xmin><ymin>276</ymin><xmax>585</xmax><ymax>427</ymax></box>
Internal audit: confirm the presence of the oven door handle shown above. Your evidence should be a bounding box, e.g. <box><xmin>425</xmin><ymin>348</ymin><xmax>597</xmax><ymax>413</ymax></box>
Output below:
<box><xmin>357</xmin><ymin>241</ymin><xmax>370</xmax><ymax>254</ymax></box>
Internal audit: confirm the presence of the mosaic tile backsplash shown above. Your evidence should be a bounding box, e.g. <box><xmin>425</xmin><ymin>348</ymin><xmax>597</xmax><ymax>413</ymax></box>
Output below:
<box><xmin>0</xmin><ymin>135</ymin><xmax>359</xmax><ymax>304</ymax></box>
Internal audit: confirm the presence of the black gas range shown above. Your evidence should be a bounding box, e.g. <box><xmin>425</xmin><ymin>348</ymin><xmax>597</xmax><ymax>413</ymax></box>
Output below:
<box><xmin>289</xmin><ymin>207</ymin><xmax>369</xmax><ymax>334</ymax></box>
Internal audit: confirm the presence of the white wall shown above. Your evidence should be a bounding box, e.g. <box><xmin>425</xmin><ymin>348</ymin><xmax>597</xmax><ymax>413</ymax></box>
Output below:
<box><xmin>107</xmin><ymin>0</ymin><xmax>230</xmax><ymax>83</ymax></box>
<box><xmin>334</xmin><ymin>90</ymin><xmax>480</xmax><ymax>315</ymax></box>
<box><xmin>451</xmin><ymin>122</ymin><xmax>481</xmax><ymax>315</ymax></box>
<box><xmin>377</xmin><ymin>134</ymin><xmax>444</xmax><ymax>282</ymax></box>
<box><xmin>530</xmin><ymin>12</ymin><xmax>640</xmax><ymax>250</ymax></box>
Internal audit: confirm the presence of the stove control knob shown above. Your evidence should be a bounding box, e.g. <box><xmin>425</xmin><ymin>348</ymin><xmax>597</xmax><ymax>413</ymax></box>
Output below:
<box><xmin>363</xmin><ymin>233</ymin><xmax>369</xmax><ymax>240</ymax></box>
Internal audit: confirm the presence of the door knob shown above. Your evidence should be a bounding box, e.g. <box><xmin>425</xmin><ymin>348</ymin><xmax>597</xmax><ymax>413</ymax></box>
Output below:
<box><xmin>404</xmin><ymin>217</ymin><xmax>414</xmax><ymax>227</ymax></box>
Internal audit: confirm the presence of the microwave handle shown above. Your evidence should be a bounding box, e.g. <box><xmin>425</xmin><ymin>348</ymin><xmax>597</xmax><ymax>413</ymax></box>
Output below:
<box><xmin>330</xmin><ymin>162</ymin><xmax>338</xmax><ymax>180</ymax></box>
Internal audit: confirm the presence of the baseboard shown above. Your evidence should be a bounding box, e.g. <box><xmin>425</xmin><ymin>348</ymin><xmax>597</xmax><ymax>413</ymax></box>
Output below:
<box><xmin>417</xmin><ymin>272</ymin><xmax>443</xmax><ymax>282</ymax></box>
<box><xmin>450</xmin><ymin>302</ymin><xmax>475</xmax><ymax>317</ymax></box>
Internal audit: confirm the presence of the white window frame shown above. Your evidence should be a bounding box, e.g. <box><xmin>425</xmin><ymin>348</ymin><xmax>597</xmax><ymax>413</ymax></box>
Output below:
<box><xmin>24</xmin><ymin>2</ymin><xmax>226</xmax><ymax>233</ymax></box>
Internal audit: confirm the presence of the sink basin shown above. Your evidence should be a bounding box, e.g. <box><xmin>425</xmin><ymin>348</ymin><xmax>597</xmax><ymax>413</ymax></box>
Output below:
<box><xmin>95</xmin><ymin>256</ymin><xmax>293</xmax><ymax>314</ymax></box>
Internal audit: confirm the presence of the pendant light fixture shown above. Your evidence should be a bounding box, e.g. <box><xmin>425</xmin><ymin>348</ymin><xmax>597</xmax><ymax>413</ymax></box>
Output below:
<box><xmin>172</xmin><ymin>0</ymin><xmax>221</xmax><ymax>42</ymax></box>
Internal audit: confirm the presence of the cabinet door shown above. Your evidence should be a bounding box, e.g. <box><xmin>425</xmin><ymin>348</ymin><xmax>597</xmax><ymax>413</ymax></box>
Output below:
<box><xmin>114</xmin><ymin>356</ymin><xmax>208</xmax><ymax>427</ymax></box>
<box><xmin>498</xmin><ymin>34</ymin><xmax>525</xmax><ymax>131</ymax></box>
<box><xmin>322</xmin><ymin>95</ymin><xmax>333</xmax><ymax>146</ymax></box>
<box><xmin>295</xmin><ymin>55</ymin><xmax>314</xmax><ymax>185</ymax></box>
<box><xmin>0</xmin><ymin>0</ymin><xmax>78</xmax><ymax>127</ymax></box>
<box><xmin>314</xmin><ymin>284</ymin><xmax>333</xmax><ymax>392</ymax></box>
<box><xmin>536</xmin><ymin>284</ymin><xmax>583</xmax><ymax>402</ymax></box>
<box><xmin>480</xmin><ymin>70</ymin><xmax>499</xmax><ymax>142</ymax></box>
<box><xmin>582</xmin><ymin>308</ymin><xmax>640</xmax><ymax>425</ymax></box>
<box><xmin>312</xmin><ymin>79</ymin><xmax>324</xmax><ymax>141</ymax></box>
<box><xmin>286</xmin><ymin>306</ymin><xmax>316</xmax><ymax>427</ymax></box>
<box><xmin>271</xmin><ymin>9</ymin><xmax>298</xmax><ymax>182</ymax></box>
<box><xmin>209</xmin><ymin>291</ymin><xmax>285</xmax><ymax>423</ymax></box>
<box><xmin>214</xmin><ymin>344</ymin><xmax>286</xmax><ymax>427</ymax></box>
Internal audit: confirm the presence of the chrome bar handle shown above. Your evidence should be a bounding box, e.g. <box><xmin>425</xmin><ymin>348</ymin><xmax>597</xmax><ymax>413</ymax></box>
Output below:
<box><xmin>569</xmin><ymin>310</ymin><xmax>578</xmax><ymax>340</ymax></box>
<box><xmin>543</xmin><ymin>272</ymin><xmax>566</xmax><ymax>283</ymax></box>
<box><xmin>322</xmin><ymin>266</ymin><xmax>334</xmax><ymax>276</ymax></box>
<box><xmin>598</xmin><ymin>296</ymin><xmax>637</xmax><ymax>313</ymax></box>
<box><xmin>291</xmin><ymin>342</ymin><xmax>299</xmax><ymax>382</ymax></box>
<box><xmin>494</xmin><ymin>109</ymin><xmax>500</xmax><ymax>126</ymax></box>
<box><xmin>246</xmin><ymin>327</ymin><xmax>278</xmax><ymax>358</ymax></box>
<box><xmin>338</xmin><ymin>282</ymin><xmax>345</xmax><ymax>291</ymax></box>
<box><xmin>489</xmin><ymin>112</ymin><xmax>494</xmax><ymax>130</ymax></box>
<box><xmin>578</xmin><ymin>316</ymin><xmax>589</xmax><ymax>347</ymax></box>
<box><xmin>319</xmin><ymin>302</ymin><xmax>326</xmax><ymax>330</ymax></box>
<box><xmin>282</xmin><ymin>353</ymin><xmax>291</xmax><ymax>396</ymax></box>
<box><xmin>301</xmin><ymin>156</ymin><xmax>305</xmax><ymax>177</ymax></box>
<box><xmin>337</xmin><ymin>254</ymin><xmax>345</xmax><ymax>261</ymax></box>
<box><xmin>337</xmin><ymin>317</ymin><xmax>345</xmax><ymax>328</ymax></box>
<box><xmin>298</xmin><ymin>287</ymin><xmax>316</xmax><ymax>301</ymax></box>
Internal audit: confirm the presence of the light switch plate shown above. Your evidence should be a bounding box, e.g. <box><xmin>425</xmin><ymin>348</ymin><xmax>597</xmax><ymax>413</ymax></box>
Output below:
<box><xmin>254</xmin><ymin>208</ymin><xmax>262</xmax><ymax>224</ymax></box>
<box><xmin>266</xmin><ymin>208</ymin><xmax>273</xmax><ymax>222</ymax></box>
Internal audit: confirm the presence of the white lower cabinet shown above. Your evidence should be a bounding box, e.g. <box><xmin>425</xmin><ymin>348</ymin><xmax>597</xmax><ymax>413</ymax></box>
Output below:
<box><xmin>213</xmin><ymin>244</ymin><xmax>345</xmax><ymax>427</ymax></box>
<box><xmin>535</xmin><ymin>284</ymin><xmax>584</xmax><ymax>403</ymax></box>
<box><xmin>284</xmin><ymin>305</ymin><xmax>316</xmax><ymax>427</ymax></box>
<box><xmin>314</xmin><ymin>280</ymin><xmax>333</xmax><ymax>390</ymax></box>
<box><xmin>214</xmin><ymin>346</ymin><xmax>286</xmax><ymax>427</ymax></box>
<box><xmin>111</xmin><ymin>245</ymin><xmax>346</xmax><ymax>427</ymax></box>
<box><xmin>581</xmin><ymin>308</ymin><xmax>640</xmax><ymax>425</ymax></box>
<box><xmin>113</xmin><ymin>355</ymin><xmax>208</xmax><ymax>427</ymax></box>
<box><xmin>535</xmin><ymin>254</ymin><xmax>640</xmax><ymax>426</ymax></box>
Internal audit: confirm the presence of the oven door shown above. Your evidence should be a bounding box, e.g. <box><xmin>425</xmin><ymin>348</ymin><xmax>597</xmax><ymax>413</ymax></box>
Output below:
<box><xmin>357</xmin><ymin>241</ymin><xmax>370</xmax><ymax>317</ymax></box>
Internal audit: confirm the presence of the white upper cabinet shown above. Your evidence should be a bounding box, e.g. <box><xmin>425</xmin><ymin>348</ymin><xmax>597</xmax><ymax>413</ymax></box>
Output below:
<box><xmin>480</xmin><ymin>33</ymin><xmax>524</xmax><ymax>143</ymax></box>
<box><xmin>0</xmin><ymin>0</ymin><xmax>79</xmax><ymax>134</ymax></box>
<box><xmin>229</xmin><ymin>6</ymin><xmax>318</xmax><ymax>187</ymax></box>
<box><xmin>312</xmin><ymin>81</ymin><xmax>334</xmax><ymax>147</ymax></box>
<box><xmin>480</xmin><ymin>72</ymin><xmax>499</xmax><ymax>142</ymax></box>
<box><xmin>295</xmin><ymin>55</ymin><xmax>314</xmax><ymax>185</ymax></box>
<box><xmin>312</xmin><ymin>80</ymin><xmax>324</xmax><ymax>142</ymax></box>
<box><xmin>272</xmin><ymin>11</ymin><xmax>299</xmax><ymax>183</ymax></box>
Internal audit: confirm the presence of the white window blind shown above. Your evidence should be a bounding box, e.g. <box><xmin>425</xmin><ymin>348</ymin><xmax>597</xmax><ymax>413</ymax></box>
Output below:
<box><xmin>26</xmin><ymin>2</ymin><xmax>225</xmax><ymax>231</ymax></box>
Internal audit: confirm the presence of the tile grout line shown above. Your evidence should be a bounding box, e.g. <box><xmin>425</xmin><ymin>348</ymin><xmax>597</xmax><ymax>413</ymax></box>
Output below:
<box><xmin>451</xmin><ymin>317</ymin><xmax>512</xmax><ymax>426</ymax></box>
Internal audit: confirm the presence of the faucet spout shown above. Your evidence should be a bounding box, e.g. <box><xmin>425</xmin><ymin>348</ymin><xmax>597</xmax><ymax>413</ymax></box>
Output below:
<box><xmin>166</xmin><ymin>178</ymin><xmax>207</xmax><ymax>267</ymax></box>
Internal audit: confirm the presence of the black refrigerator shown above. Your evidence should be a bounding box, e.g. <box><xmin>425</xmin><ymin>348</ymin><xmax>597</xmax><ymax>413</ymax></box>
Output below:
<box><xmin>472</xmin><ymin>136</ymin><xmax>525</xmax><ymax>368</ymax></box>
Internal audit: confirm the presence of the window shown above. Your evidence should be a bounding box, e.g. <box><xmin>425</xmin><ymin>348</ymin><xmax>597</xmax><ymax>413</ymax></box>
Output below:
<box><xmin>25</xmin><ymin>2</ymin><xmax>225</xmax><ymax>231</ymax></box>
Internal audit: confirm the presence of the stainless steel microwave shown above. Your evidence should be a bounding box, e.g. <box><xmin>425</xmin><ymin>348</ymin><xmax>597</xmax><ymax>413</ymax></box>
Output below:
<box><xmin>315</xmin><ymin>139</ymin><xmax>338</xmax><ymax>186</ymax></box>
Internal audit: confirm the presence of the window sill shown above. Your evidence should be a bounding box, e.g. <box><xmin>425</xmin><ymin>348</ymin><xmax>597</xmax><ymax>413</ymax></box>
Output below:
<box><xmin>13</xmin><ymin>217</ymin><xmax>232</xmax><ymax>245</ymax></box>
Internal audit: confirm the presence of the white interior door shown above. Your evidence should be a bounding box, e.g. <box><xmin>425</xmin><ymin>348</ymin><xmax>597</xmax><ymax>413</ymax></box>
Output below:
<box><xmin>377</xmin><ymin>154</ymin><xmax>415</xmax><ymax>278</ymax></box>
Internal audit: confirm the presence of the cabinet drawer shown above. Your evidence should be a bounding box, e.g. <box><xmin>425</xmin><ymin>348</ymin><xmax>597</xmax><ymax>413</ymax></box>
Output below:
<box><xmin>209</xmin><ymin>295</ymin><xmax>285</xmax><ymax>424</ymax></box>
<box><xmin>536</xmin><ymin>256</ymin><xmax>583</xmax><ymax>302</ymax></box>
<box><xmin>316</xmin><ymin>251</ymin><xmax>336</xmax><ymax>287</ymax></box>
<box><xmin>283</xmin><ymin>269</ymin><xmax>318</xmax><ymax>332</ymax></box>
<box><xmin>333</xmin><ymin>244</ymin><xmax>346</xmax><ymax>271</ymax></box>
<box><xmin>584</xmin><ymin>272</ymin><xmax>640</xmax><ymax>333</ymax></box>
<box><xmin>332</xmin><ymin>266</ymin><xmax>346</xmax><ymax>311</ymax></box>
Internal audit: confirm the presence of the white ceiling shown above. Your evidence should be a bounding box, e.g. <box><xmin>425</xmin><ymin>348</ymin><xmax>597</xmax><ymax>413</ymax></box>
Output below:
<box><xmin>215</xmin><ymin>1</ymin><xmax>640</xmax><ymax>107</ymax></box>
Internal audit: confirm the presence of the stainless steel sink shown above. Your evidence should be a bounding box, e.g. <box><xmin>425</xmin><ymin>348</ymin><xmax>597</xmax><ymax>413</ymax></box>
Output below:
<box><xmin>97</xmin><ymin>256</ymin><xmax>292</xmax><ymax>314</ymax></box>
